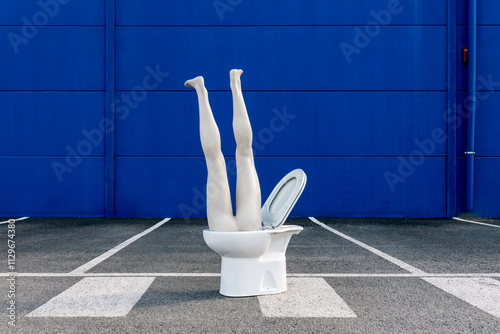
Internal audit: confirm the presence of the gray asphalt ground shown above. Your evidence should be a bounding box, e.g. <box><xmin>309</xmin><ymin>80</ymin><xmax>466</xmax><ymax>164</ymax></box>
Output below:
<box><xmin>1</xmin><ymin>217</ymin><xmax>499</xmax><ymax>333</ymax></box>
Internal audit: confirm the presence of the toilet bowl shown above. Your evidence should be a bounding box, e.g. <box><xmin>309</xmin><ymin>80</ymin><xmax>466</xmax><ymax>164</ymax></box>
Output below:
<box><xmin>203</xmin><ymin>169</ymin><xmax>307</xmax><ymax>297</ymax></box>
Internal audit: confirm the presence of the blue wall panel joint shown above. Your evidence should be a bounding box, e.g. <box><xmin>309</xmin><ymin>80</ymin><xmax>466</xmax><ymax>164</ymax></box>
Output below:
<box><xmin>446</xmin><ymin>0</ymin><xmax>457</xmax><ymax>217</ymax></box>
<box><xmin>105</xmin><ymin>0</ymin><xmax>116</xmax><ymax>217</ymax></box>
<box><xmin>465</xmin><ymin>0</ymin><xmax>477</xmax><ymax>212</ymax></box>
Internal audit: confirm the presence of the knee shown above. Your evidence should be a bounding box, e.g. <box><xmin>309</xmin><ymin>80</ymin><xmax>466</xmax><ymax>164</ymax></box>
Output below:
<box><xmin>203</xmin><ymin>148</ymin><xmax>224</xmax><ymax>164</ymax></box>
<box><xmin>236</xmin><ymin>145</ymin><xmax>254</xmax><ymax>158</ymax></box>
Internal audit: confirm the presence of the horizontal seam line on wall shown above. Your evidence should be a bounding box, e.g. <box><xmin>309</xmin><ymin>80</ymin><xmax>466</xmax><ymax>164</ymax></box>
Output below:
<box><xmin>3</xmin><ymin>24</ymin><xmax>498</xmax><ymax>27</ymax></box>
<box><xmin>0</xmin><ymin>90</ymin><xmax>105</xmax><ymax>92</ymax></box>
<box><xmin>112</xmin><ymin>155</ymin><xmax>451</xmax><ymax>158</ymax></box>
<box><xmin>456</xmin><ymin>90</ymin><xmax>500</xmax><ymax>92</ymax></box>
<box><xmin>115</xmin><ymin>90</ymin><xmax>448</xmax><ymax>93</ymax></box>
<box><xmin>3</xmin><ymin>156</ymin><xmax>499</xmax><ymax>158</ymax></box>
<box><xmin>0</xmin><ymin>25</ymin><xmax>104</xmax><ymax>27</ymax></box>
<box><xmin>114</xmin><ymin>24</ymin><xmax>448</xmax><ymax>27</ymax></box>
<box><xmin>456</xmin><ymin>24</ymin><xmax>500</xmax><ymax>26</ymax></box>
<box><xmin>0</xmin><ymin>155</ymin><xmax>105</xmax><ymax>158</ymax></box>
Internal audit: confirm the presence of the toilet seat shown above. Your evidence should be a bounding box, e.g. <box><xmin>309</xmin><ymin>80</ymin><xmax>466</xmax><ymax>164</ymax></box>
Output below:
<box><xmin>261</xmin><ymin>169</ymin><xmax>307</xmax><ymax>229</ymax></box>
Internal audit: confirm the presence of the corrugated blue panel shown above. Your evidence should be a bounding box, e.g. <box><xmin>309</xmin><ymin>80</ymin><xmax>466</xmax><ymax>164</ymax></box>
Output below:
<box><xmin>115</xmin><ymin>92</ymin><xmax>446</xmax><ymax>157</ymax></box>
<box><xmin>0</xmin><ymin>92</ymin><xmax>105</xmax><ymax>155</ymax></box>
<box><xmin>116</xmin><ymin>26</ymin><xmax>446</xmax><ymax>91</ymax></box>
<box><xmin>115</xmin><ymin>157</ymin><xmax>207</xmax><ymax>218</ymax></box>
<box><xmin>115</xmin><ymin>157</ymin><xmax>446</xmax><ymax>218</ymax></box>
<box><xmin>0</xmin><ymin>0</ymin><xmax>104</xmax><ymax>25</ymax></box>
<box><xmin>117</xmin><ymin>0</ymin><xmax>446</xmax><ymax>26</ymax></box>
<box><xmin>0</xmin><ymin>157</ymin><xmax>104</xmax><ymax>216</ymax></box>
<box><xmin>457</xmin><ymin>26</ymin><xmax>500</xmax><ymax>91</ymax></box>
<box><xmin>0</xmin><ymin>27</ymin><xmax>104</xmax><ymax>90</ymax></box>
<box><xmin>457</xmin><ymin>158</ymin><xmax>500</xmax><ymax>217</ymax></box>
<box><xmin>446</xmin><ymin>0</ymin><xmax>457</xmax><ymax>217</ymax></box>
<box><xmin>456</xmin><ymin>92</ymin><xmax>500</xmax><ymax>157</ymax></box>
<box><xmin>457</xmin><ymin>0</ymin><xmax>500</xmax><ymax>25</ymax></box>
<box><xmin>105</xmin><ymin>0</ymin><xmax>116</xmax><ymax>217</ymax></box>
<box><xmin>2</xmin><ymin>0</ymin><xmax>498</xmax><ymax>218</ymax></box>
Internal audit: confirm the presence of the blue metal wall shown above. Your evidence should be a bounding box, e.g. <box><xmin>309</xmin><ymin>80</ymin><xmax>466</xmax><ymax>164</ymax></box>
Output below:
<box><xmin>0</xmin><ymin>0</ymin><xmax>498</xmax><ymax>218</ymax></box>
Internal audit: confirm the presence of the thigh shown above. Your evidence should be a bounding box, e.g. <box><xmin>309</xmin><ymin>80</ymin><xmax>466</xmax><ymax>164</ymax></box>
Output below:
<box><xmin>205</xmin><ymin>156</ymin><xmax>238</xmax><ymax>231</ymax></box>
<box><xmin>235</xmin><ymin>154</ymin><xmax>262</xmax><ymax>231</ymax></box>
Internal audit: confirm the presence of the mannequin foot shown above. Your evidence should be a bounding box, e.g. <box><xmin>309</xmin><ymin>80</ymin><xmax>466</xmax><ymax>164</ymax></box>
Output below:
<box><xmin>230</xmin><ymin>69</ymin><xmax>243</xmax><ymax>84</ymax></box>
<box><xmin>184</xmin><ymin>76</ymin><xmax>204</xmax><ymax>89</ymax></box>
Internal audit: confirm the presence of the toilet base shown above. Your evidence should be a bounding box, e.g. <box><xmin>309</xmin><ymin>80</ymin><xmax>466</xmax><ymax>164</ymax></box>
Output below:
<box><xmin>219</xmin><ymin>253</ymin><xmax>287</xmax><ymax>297</ymax></box>
<box><xmin>203</xmin><ymin>225</ymin><xmax>303</xmax><ymax>297</ymax></box>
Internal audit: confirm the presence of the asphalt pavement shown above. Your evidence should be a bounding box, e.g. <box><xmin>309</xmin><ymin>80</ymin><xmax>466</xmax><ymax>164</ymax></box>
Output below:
<box><xmin>1</xmin><ymin>216</ymin><xmax>499</xmax><ymax>333</ymax></box>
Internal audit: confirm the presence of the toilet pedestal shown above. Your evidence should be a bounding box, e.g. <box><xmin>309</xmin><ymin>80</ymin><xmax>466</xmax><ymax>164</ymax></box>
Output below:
<box><xmin>220</xmin><ymin>252</ymin><xmax>287</xmax><ymax>297</ymax></box>
<box><xmin>203</xmin><ymin>226</ymin><xmax>303</xmax><ymax>297</ymax></box>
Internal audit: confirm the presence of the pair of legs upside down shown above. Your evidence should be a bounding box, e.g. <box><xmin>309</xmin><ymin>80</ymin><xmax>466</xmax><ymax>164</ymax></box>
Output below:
<box><xmin>185</xmin><ymin>70</ymin><xmax>261</xmax><ymax>232</ymax></box>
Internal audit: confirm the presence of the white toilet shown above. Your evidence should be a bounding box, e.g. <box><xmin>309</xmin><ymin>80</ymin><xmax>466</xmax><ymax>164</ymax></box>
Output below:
<box><xmin>203</xmin><ymin>169</ymin><xmax>307</xmax><ymax>297</ymax></box>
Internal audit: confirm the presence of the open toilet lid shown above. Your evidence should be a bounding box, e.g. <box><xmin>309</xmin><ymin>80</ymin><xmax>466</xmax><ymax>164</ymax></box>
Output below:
<box><xmin>261</xmin><ymin>169</ymin><xmax>307</xmax><ymax>229</ymax></box>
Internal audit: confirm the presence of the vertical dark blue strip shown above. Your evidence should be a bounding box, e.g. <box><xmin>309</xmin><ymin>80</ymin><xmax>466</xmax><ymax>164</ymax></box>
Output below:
<box><xmin>465</xmin><ymin>0</ymin><xmax>477</xmax><ymax>211</ymax></box>
<box><xmin>105</xmin><ymin>0</ymin><xmax>116</xmax><ymax>217</ymax></box>
<box><xmin>446</xmin><ymin>0</ymin><xmax>457</xmax><ymax>217</ymax></box>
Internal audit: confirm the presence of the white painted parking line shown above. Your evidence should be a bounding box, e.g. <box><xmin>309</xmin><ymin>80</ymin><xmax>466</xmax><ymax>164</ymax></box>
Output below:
<box><xmin>289</xmin><ymin>273</ymin><xmax>500</xmax><ymax>278</ymax></box>
<box><xmin>423</xmin><ymin>277</ymin><xmax>500</xmax><ymax>318</ymax></box>
<box><xmin>70</xmin><ymin>218</ymin><xmax>171</xmax><ymax>274</ymax></box>
<box><xmin>453</xmin><ymin>217</ymin><xmax>500</xmax><ymax>229</ymax></box>
<box><xmin>0</xmin><ymin>272</ymin><xmax>221</xmax><ymax>277</ymax></box>
<box><xmin>1</xmin><ymin>272</ymin><xmax>500</xmax><ymax>278</ymax></box>
<box><xmin>27</xmin><ymin>277</ymin><xmax>155</xmax><ymax>317</ymax></box>
<box><xmin>309</xmin><ymin>217</ymin><xmax>427</xmax><ymax>274</ymax></box>
<box><xmin>0</xmin><ymin>217</ymin><xmax>29</xmax><ymax>224</ymax></box>
<box><xmin>258</xmin><ymin>277</ymin><xmax>357</xmax><ymax>318</ymax></box>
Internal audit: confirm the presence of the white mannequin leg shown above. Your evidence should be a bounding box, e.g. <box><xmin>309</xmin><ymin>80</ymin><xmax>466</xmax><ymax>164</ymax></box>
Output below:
<box><xmin>185</xmin><ymin>76</ymin><xmax>238</xmax><ymax>232</ymax></box>
<box><xmin>230</xmin><ymin>70</ymin><xmax>262</xmax><ymax>231</ymax></box>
